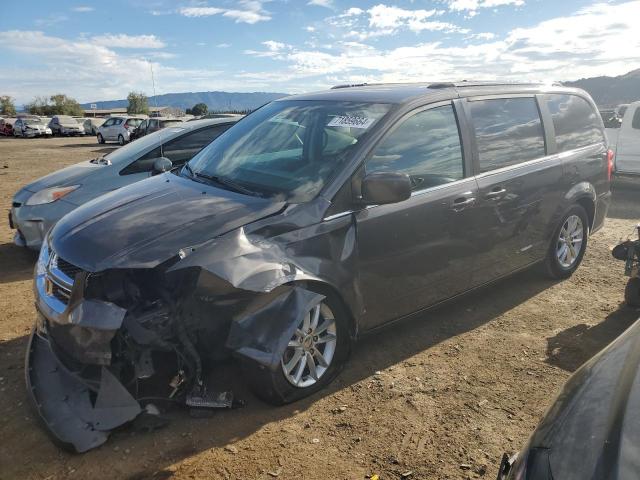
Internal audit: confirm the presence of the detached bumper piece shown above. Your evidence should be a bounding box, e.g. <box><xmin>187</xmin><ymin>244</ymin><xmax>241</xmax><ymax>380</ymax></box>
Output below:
<box><xmin>25</xmin><ymin>331</ymin><xmax>142</xmax><ymax>453</ymax></box>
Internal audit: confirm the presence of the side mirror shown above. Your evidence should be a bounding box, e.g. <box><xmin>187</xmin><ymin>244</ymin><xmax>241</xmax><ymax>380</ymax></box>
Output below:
<box><xmin>151</xmin><ymin>157</ymin><xmax>173</xmax><ymax>175</ymax></box>
<box><xmin>361</xmin><ymin>172</ymin><xmax>411</xmax><ymax>205</ymax></box>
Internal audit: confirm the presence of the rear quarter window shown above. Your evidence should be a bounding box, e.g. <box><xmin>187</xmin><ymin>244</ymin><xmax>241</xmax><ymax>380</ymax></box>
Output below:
<box><xmin>632</xmin><ymin>109</ymin><xmax>640</xmax><ymax>130</ymax></box>
<box><xmin>468</xmin><ymin>97</ymin><xmax>546</xmax><ymax>173</ymax></box>
<box><xmin>546</xmin><ymin>94</ymin><xmax>604</xmax><ymax>152</ymax></box>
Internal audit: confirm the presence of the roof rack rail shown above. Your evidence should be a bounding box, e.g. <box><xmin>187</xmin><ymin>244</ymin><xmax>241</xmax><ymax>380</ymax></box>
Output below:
<box><xmin>330</xmin><ymin>83</ymin><xmax>370</xmax><ymax>89</ymax></box>
<box><xmin>429</xmin><ymin>80</ymin><xmax>565</xmax><ymax>88</ymax></box>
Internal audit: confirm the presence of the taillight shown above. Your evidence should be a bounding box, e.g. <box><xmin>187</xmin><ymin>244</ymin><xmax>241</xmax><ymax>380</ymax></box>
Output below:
<box><xmin>607</xmin><ymin>149</ymin><xmax>614</xmax><ymax>181</ymax></box>
<box><xmin>124</xmin><ymin>124</ymin><xmax>130</xmax><ymax>130</ymax></box>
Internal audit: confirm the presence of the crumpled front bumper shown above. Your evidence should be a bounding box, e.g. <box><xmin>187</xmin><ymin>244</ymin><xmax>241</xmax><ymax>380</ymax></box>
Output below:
<box><xmin>25</xmin><ymin>326</ymin><xmax>141</xmax><ymax>452</ymax></box>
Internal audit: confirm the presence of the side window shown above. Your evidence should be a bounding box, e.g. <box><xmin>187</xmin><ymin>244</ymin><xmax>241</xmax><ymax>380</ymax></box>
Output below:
<box><xmin>138</xmin><ymin>119</ymin><xmax>147</xmax><ymax>131</ymax></box>
<box><xmin>367</xmin><ymin>105</ymin><xmax>464</xmax><ymax>191</ymax></box>
<box><xmin>468</xmin><ymin>97</ymin><xmax>545</xmax><ymax>173</ymax></box>
<box><xmin>120</xmin><ymin>146</ymin><xmax>162</xmax><ymax>175</ymax></box>
<box><xmin>120</xmin><ymin>125</ymin><xmax>232</xmax><ymax>175</ymax></box>
<box><xmin>632</xmin><ymin>109</ymin><xmax>640</xmax><ymax>130</ymax></box>
<box><xmin>114</xmin><ymin>118</ymin><xmax>123</xmax><ymax>126</ymax></box>
<box><xmin>546</xmin><ymin>94</ymin><xmax>604</xmax><ymax>152</ymax></box>
<box><xmin>102</xmin><ymin>119</ymin><xmax>112</xmax><ymax>127</ymax></box>
<box><xmin>163</xmin><ymin>125</ymin><xmax>231</xmax><ymax>165</ymax></box>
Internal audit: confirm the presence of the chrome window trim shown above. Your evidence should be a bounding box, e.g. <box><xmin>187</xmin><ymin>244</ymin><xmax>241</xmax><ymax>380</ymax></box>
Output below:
<box><xmin>410</xmin><ymin>177</ymin><xmax>477</xmax><ymax>197</ymax></box>
<box><xmin>323</xmin><ymin>210</ymin><xmax>354</xmax><ymax>221</ymax></box>
<box><xmin>474</xmin><ymin>142</ymin><xmax>604</xmax><ymax>179</ymax></box>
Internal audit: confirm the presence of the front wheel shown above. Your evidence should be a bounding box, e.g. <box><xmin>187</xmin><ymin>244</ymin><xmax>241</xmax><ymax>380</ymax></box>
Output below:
<box><xmin>97</xmin><ymin>133</ymin><xmax>105</xmax><ymax>144</ymax></box>
<box><xmin>544</xmin><ymin>205</ymin><xmax>589</xmax><ymax>279</ymax></box>
<box><xmin>242</xmin><ymin>290</ymin><xmax>350</xmax><ymax>405</ymax></box>
<box><xmin>118</xmin><ymin>134</ymin><xmax>125</xmax><ymax>146</ymax></box>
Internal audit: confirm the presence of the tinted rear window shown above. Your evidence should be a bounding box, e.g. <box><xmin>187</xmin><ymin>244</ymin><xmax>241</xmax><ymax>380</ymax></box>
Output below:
<box><xmin>546</xmin><ymin>94</ymin><xmax>604</xmax><ymax>152</ymax></box>
<box><xmin>468</xmin><ymin>97</ymin><xmax>546</xmax><ymax>173</ymax></box>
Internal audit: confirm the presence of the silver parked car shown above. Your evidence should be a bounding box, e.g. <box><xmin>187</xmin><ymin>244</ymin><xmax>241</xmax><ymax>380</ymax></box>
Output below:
<box><xmin>13</xmin><ymin>117</ymin><xmax>52</xmax><ymax>137</ymax></box>
<box><xmin>48</xmin><ymin>115</ymin><xmax>85</xmax><ymax>136</ymax></box>
<box><xmin>9</xmin><ymin>117</ymin><xmax>239</xmax><ymax>249</ymax></box>
<box><xmin>97</xmin><ymin>115</ymin><xmax>145</xmax><ymax>145</ymax></box>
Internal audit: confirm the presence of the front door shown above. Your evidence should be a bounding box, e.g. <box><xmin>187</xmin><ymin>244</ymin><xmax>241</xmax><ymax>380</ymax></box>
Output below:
<box><xmin>355</xmin><ymin>103</ymin><xmax>478</xmax><ymax>329</ymax></box>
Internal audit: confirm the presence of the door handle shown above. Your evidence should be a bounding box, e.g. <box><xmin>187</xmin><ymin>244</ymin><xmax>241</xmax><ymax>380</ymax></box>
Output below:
<box><xmin>485</xmin><ymin>188</ymin><xmax>507</xmax><ymax>199</ymax></box>
<box><xmin>451</xmin><ymin>195</ymin><xmax>476</xmax><ymax>211</ymax></box>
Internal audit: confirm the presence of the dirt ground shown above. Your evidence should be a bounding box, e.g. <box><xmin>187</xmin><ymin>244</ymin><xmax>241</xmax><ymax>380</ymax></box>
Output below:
<box><xmin>0</xmin><ymin>136</ymin><xmax>639</xmax><ymax>480</ymax></box>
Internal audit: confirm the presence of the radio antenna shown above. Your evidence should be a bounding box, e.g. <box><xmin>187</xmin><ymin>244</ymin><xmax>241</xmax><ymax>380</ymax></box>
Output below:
<box><xmin>149</xmin><ymin>60</ymin><xmax>163</xmax><ymax>157</ymax></box>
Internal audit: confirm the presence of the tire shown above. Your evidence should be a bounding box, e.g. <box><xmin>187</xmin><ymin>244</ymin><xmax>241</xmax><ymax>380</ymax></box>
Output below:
<box><xmin>118</xmin><ymin>134</ymin><xmax>125</xmax><ymax>146</ymax></box>
<box><xmin>97</xmin><ymin>133</ymin><xmax>105</xmax><ymax>144</ymax></box>
<box><xmin>242</xmin><ymin>288</ymin><xmax>351</xmax><ymax>405</ymax></box>
<box><xmin>544</xmin><ymin>205</ymin><xmax>589</xmax><ymax>279</ymax></box>
<box><xmin>625</xmin><ymin>278</ymin><xmax>640</xmax><ymax>307</ymax></box>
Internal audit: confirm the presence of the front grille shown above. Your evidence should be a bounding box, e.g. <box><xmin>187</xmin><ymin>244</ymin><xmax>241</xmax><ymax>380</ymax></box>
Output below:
<box><xmin>51</xmin><ymin>281</ymin><xmax>71</xmax><ymax>303</ymax></box>
<box><xmin>56</xmin><ymin>257</ymin><xmax>84</xmax><ymax>279</ymax></box>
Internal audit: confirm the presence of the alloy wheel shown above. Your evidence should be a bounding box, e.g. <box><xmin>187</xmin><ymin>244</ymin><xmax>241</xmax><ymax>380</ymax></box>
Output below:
<box><xmin>281</xmin><ymin>301</ymin><xmax>337</xmax><ymax>388</ymax></box>
<box><xmin>556</xmin><ymin>214</ymin><xmax>584</xmax><ymax>268</ymax></box>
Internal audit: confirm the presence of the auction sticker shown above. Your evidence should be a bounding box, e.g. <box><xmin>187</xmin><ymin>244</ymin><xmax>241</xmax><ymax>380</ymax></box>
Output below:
<box><xmin>327</xmin><ymin>115</ymin><xmax>375</xmax><ymax>129</ymax></box>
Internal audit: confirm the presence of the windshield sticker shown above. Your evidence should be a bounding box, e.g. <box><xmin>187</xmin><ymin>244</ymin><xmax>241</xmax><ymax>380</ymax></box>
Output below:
<box><xmin>327</xmin><ymin>115</ymin><xmax>375</xmax><ymax>129</ymax></box>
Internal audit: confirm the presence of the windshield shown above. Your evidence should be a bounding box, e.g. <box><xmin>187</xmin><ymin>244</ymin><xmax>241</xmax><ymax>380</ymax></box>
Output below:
<box><xmin>187</xmin><ymin>100</ymin><xmax>390</xmax><ymax>202</ymax></box>
<box><xmin>25</xmin><ymin>118</ymin><xmax>43</xmax><ymax>125</ymax></box>
<box><xmin>104</xmin><ymin>127</ymin><xmax>186</xmax><ymax>164</ymax></box>
<box><xmin>57</xmin><ymin>116</ymin><xmax>74</xmax><ymax>122</ymax></box>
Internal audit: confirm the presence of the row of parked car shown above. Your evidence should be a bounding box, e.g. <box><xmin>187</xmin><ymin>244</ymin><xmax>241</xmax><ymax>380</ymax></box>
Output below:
<box><xmin>7</xmin><ymin>82</ymin><xmax>640</xmax><ymax>479</ymax></box>
<box><xmin>0</xmin><ymin>114</ymin><xmax>189</xmax><ymax>145</ymax></box>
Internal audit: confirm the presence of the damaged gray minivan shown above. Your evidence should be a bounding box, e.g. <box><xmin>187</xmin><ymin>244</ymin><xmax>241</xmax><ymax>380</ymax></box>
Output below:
<box><xmin>28</xmin><ymin>82</ymin><xmax>612</xmax><ymax>452</ymax></box>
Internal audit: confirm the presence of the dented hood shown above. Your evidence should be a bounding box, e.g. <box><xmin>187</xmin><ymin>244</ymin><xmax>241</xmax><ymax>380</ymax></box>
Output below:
<box><xmin>49</xmin><ymin>173</ymin><xmax>285</xmax><ymax>271</ymax></box>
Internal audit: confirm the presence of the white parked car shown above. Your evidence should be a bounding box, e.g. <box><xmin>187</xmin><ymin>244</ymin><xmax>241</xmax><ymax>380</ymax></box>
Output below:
<box><xmin>13</xmin><ymin>117</ymin><xmax>52</xmax><ymax>137</ymax></box>
<box><xmin>606</xmin><ymin>100</ymin><xmax>640</xmax><ymax>176</ymax></box>
<box><xmin>97</xmin><ymin>116</ymin><xmax>145</xmax><ymax>145</ymax></box>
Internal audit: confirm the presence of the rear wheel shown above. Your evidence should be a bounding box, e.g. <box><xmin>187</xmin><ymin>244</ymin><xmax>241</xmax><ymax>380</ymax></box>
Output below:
<box><xmin>118</xmin><ymin>134</ymin><xmax>125</xmax><ymax>146</ymax></box>
<box><xmin>544</xmin><ymin>205</ymin><xmax>589</xmax><ymax>279</ymax></box>
<box><xmin>625</xmin><ymin>278</ymin><xmax>640</xmax><ymax>307</ymax></box>
<box><xmin>97</xmin><ymin>133</ymin><xmax>105</xmax><ymax>144</ymax></box>
<box><xmin>242</xmin><ymin>289</ymin><xmax>350</xmax><ymax>405</ymax></box>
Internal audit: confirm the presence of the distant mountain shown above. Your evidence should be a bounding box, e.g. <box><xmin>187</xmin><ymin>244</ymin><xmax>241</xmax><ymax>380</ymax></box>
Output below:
<box><xmin>566</xmin><ymin>69</ymin><xmax>640</xmax><ymax>108</ymax></box>
<box><xmin>81</xmin><ymin>91</ymin><xmax>289</xmax><ymax>112</ymax></box>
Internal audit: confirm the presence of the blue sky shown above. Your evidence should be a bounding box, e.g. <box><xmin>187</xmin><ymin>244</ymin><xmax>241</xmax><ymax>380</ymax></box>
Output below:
<box><xmin>1</xmin><ymin>0</ymin><xmax>639</xmax><ymax>105</ymax></box>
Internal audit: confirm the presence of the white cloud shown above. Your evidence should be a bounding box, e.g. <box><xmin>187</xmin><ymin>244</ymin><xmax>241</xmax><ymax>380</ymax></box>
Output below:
<box><xmin>91</xmin><ymin>34</ymin><xmax>166</xmax><ymax>49</ymax></box>
<box><xmin>217</xmin><ymin>43</ymin><xmax>232</xmax><ymax>48</ymax></box>
<box><xmin>328</xmin><ymin>4</ymin><xmax>465</xmax><ymax>39</ymax></box>
<box><xmin>242</xmin><ymin>0</ymin><xmax>640</xmax><ymax>89</ymax></box>
<box><xmin>0</xmin><ymin>30</ymin><xmax>258</xmax><ymax>104</ymax></box>
<box><xmin>180</xmin><ymin>7</ymin><xmax>225</xmax><ymax>17</ymax></box>
<box><xmin>308</xmin><ymin>0</ymin><xmax>334</xmax><ymax>8</ymax></box>
<box><xmin>263</xmin><ymin>40</ymin><xmax>287</xmax><ymax>51</ymax></box>
<box><xmin>71</xmin><ymin>6</ymin><xmax>94</xmax><ymax>12</ymax></box>
<box><xmin>179</xmin><ymin>1</ymin><xmax>271</xmax><ymax>24</ymax></box>
<box><xmin>447</xmin><ymin>0</ymin><xmax>524</xmax><ymax>16</ymax></box>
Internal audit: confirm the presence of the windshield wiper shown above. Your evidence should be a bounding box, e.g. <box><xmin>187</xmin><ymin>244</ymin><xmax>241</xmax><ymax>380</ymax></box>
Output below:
<box><xmin>182</xmin><ymin>163</ymin><xmax>195</xmax><ymax>177</ymax></box>
<box><xmin>193</xmin><ymin>171</ymin><xmax>262</xmax><ymax>197</ymax></box>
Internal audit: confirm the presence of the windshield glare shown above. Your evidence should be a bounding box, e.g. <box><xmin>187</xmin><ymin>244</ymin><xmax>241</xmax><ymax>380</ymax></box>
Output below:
<box><xmin>25</xmin><ymin>118</ymin><xmax>43</xmax><ymax>125</ymax></box>
<box><xmin>187</xmin><ymin>100</ymin><xmax>390</xmax><ymax>202</ymax></box>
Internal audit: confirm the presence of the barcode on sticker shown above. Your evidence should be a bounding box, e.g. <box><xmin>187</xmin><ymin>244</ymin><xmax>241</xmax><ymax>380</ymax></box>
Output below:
<box><xmin>327</xmin><ymin>115</ymin><xmax>374</xmax><ymax>129</ymax></box>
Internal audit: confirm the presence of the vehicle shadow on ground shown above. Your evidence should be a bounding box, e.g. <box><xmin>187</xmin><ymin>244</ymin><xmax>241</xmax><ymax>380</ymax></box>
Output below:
<box><xmin>0</xmin><ymin>267</ymin><xmax>560</xmax><ymax>479</ymax></box>
<box><xmin>609</xmin><ymin>178</ymin><xmax>640</xmax><ymax>221</ymax></box>
<box><xmin>0</xmin><ymin>242</ymin><xmax>37</xmax><ymax>284</ymax></box>
<box><xmin>545</xmin><ymin>304</ymin><xmax>640</xmax><ymax>372</ymax></box>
